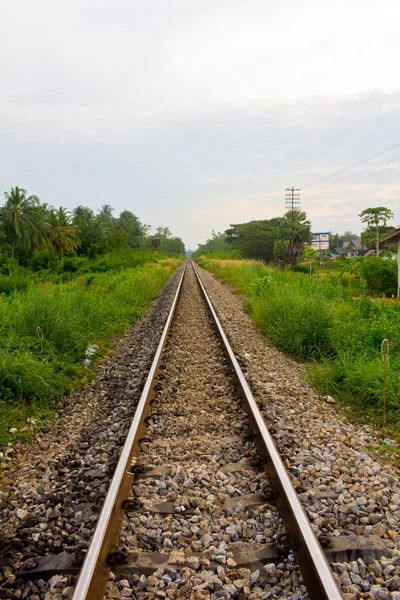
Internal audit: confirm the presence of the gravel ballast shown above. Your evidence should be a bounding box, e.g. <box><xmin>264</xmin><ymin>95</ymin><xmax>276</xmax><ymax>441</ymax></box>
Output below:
<box><xmin>196</xmin><ymin>264</ymin><xmax>400</xmax><ymax>599</ymax></box>
<box><xmin>106</xmin><ymin>265</ymin><xmax>301</xmax><ymax>600</ymax></box>
<box><xmin>0</xmin><ymin>266</ymin><xmax>184</xmax><ymax>600</ymax></box>
<box><xmin>0</xmin><ymin>261</ymin><xmax>399</xmax><ymax>600</ymax></box>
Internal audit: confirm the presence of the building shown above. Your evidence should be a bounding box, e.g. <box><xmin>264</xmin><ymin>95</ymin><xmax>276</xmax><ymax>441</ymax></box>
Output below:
<box><xmin>342</xmin><ymin>239</ymin><xmax>367</xmax><ymax>257</ymax></box>
<box><xmin>330</xmin><ymin>247</ymin><xmax>346</xmax><ymax>259</ymax></box>
<box><xmin>311</xmin><ymin>232</ymin><xmax>330</xmax><ymax>252</ymax></box>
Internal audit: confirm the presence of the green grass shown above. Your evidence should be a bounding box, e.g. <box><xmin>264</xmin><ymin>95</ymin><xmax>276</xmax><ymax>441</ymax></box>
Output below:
<box><xmin>196</xmin><ymin>256</ymin><xmax>400</xmax><ymax>433</ymax></box>
<box><xmin>0</xmin><ymin>258</ymin><xmax>181</xmax><ymax>450</ymax></box>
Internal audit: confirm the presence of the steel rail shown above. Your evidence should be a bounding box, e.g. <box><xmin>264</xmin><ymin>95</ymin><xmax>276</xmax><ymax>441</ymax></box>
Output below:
<box><xmin>191</xmin><ymin>260</ymin><xmax>343</xmax><ymax>600</ymax></box>
<box><xmin>72</xmin><ymin>263</ymin><xmax>187</xmax><ymax>600</ymax></box>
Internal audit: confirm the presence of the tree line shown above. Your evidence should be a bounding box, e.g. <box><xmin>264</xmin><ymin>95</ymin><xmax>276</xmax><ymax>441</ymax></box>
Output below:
<box><xmin>330</xmin><ymin>207</ymin><xmax>395</xmax><ymax>255</ymax></box>
<box><xmin>195</xmin><ymin>209</ymin><xmax>312</xmax><ymax>266</ymax></box>
<box><xmin>196</xmin><ymin>205</ymin><xmax>397</xmax><ymax>264</ymax></box>
<box><xmin>0</xmin><ymin>187</ymin><xmax>185</xmax><ymax>262</ymax></box>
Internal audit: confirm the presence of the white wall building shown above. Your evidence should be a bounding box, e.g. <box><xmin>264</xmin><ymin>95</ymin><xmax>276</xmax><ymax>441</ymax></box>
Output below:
<box><xmin>311</xmin><ymin>232</ymin><xmax>330</xmax><ymax>252</ymax></box>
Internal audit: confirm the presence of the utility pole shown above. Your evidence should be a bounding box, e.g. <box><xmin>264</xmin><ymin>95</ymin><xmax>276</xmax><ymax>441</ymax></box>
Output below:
<box><xmin>285</xmin><ymin>187</ymin><xmax>300</xmax><ymax>271</ymax></box>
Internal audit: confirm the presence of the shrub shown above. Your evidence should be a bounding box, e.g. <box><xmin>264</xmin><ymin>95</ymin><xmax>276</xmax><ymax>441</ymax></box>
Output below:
<box><xmin>251</xmin><ymin>276</ymin><xmax>275</xmax><ymax>295</ymax></box>
<box><xmin>0</xmin><ymin>255</ymin><xmax>21</xmax><ymax>275</ymax></box>
<box><xmin>0</xmin><ymin>274</ymin><xmax>28</xmax><ymax>295</ymax></box>
<box><xmin>199</xmin><ymin>257</ymin><xmax>400</xmax><ymax>429</ymax></box>
<box><xmin>357</xmin><ymin>257</ymin><xmax>397</xmax><ymax>295</ymax></box>
<box><xmin>30</xmin><ymin>250</ymin><xmax>60</xmax><ymax>272</ymax></box>
<box><xmin>248</xmin><ymin>285</ymin><xmax>334</xmax><ymax>359</ymax></box>
<box><xmin>293</xmin><ymin>264</ymin><xmax>310</xmax><ymax>274</ymax></box>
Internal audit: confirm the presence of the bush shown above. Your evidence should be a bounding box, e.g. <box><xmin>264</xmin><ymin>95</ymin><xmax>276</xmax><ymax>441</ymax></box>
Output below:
<box><xmin>251</xmin><ymin>275</ymin><xmax>275</xmax><ymax>295</ymax></box>
<box><xmin>0</xmin><ymin>255</ymin><xmax>21</xmax><ymax>276</ymax></box>
<box><xmin>30</xmin><ymin>250</ymin><xmax>60</xmax><ymax>272</ymax></box>
<box><xmin>249</xmin><ymin>286</ymin><xmax>334</xmax><ymax>359</ymax></box>
<box><xmin>357</xmin><ymin>257</ymin><xmax>397</xmax><ymax>295</ymax></box>
<box><xmin>199</xmin><ymin>257</ymin><xmax>400</xmax><ymax>429</ymax></box>
<box><xmin>0</xmin><ymin>274</ymin><xmax>28</xmax><ymax>295</ymax></box>
<box><xmin>293</xmin><ymin>264</ymin><xmax>310</xmax><ymax>274</ymax></box>
<box><xmin>0</xmin><ymin>258</ymin><xmax>182</xmax><ymax>449</ymax></box>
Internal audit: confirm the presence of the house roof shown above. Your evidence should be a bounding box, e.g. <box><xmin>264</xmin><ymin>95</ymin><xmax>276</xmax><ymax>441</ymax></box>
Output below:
<box><xmin>381</xmin><ymin>229</ymin><xmax>400</xmax><ymax>244</ymax></box>
<box><xmin>343</xmin><ymin>239</ymin><xmax>364</xmax><ymax>250</ymax></box>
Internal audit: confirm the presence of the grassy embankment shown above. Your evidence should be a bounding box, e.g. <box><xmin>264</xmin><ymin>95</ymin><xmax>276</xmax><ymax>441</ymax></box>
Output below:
<box><xmin>196</xmin><ymin>256</ymin><xmax>400</xmax><ymax>435</ymax></box>
<box><xmin>0</xmin><ymin>251</ymin><xmax>182</xmax><ymax>451</ymax></box>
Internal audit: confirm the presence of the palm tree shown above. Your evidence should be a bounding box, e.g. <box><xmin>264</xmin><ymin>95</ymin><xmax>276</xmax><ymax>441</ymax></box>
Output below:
<box><xmin>48</xmin><ymin>209</ymin><xmax>79</xmax><ymax>258</ymax></box>
<box><xmin>72</xmin><ymin>206</ymin><xmax>94</xmax><ymax>230</ymax></box>
<box><xmin>55</xmin><ymin>207</ymin><xmax>71</xmax><ymax>227</ymax></box>
<box><xmin>0</xmin><ymin>187</ymin><xmax>43</xmax><ymax>258</ymax></box>
<box><xmin>98</xmin><ymin>204</ymin><xmax>114</xmax><ymax>222</ymax></box>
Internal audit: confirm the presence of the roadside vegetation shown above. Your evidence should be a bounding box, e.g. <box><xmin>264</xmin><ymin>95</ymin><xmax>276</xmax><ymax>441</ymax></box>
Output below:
<box><xmin>0</xmin><ymin>187</ymin><xmax>184</xmax><ymax>452</ymax></box>
<box><xmin>195</xmin><ymin>252</ymin><xmax>400</xmax><ymax>432</ymax></box>
<box><xmin>194</xmin><ymin>203</ymin><xmax>399</xmax><ymax>437</ymax></box>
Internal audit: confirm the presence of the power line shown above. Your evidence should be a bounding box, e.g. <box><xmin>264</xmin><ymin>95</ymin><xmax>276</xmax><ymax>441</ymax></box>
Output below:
<box><xmin>302</xmin><ymin>140</ymin><xmax>400</xmax><ymax>190</ymax></box>
<box><xmin>348</xmin><ymin>127</ymin><xmax>400</xmax><ymax>159</ymax></box>
<box><xmin>300</xmin><ymin>126</ymin><xmax>400</xmax><ymax>189</ymax></box>
<box><xmin>307</xmin><ymin>154</ymin><xmax>400</xmax><ymax>193</ymax></box>
<box><xmin>267</xmin><ymin>196</ymin><xmax>286</xmax><ymax>211</ymax></box>
<box><xmin>307</xmin><ymin>167</ymin><xmax>400</xmax><ymax>203</ymax></box>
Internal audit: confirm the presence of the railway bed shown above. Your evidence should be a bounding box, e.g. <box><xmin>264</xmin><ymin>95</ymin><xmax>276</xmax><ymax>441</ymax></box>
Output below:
<box><xmin>64</xmin><ymin>262</ymin><xmax>342</xmax><ymax>599</ymax></box>
<box><xmin>2</xmin><ymin>260</ymin><xmax>399</xmax><ymax>599</ymax></box>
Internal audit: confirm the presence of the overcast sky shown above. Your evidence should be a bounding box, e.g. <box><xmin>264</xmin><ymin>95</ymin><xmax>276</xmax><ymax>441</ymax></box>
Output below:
<box><xmin>1</xmin><ymin>0</ymin><xmax>400</xmax><ymax>249</ymax></box>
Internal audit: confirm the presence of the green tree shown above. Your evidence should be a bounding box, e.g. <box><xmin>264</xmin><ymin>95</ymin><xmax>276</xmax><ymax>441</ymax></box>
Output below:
<box><xmin>341</xmin><ymin>231</ymin><xmax>359</xmax><ymax>242</ymax></box>
<box><xmin>154</xmin><ymin>226</ymin><xmax>172</xmax><ymax>239</ymax></box>
<box><xmin>72</xmin><ymin>206</ymin><xmax>106</xmax><ymax>256</ymax></box>
<box><xmin>48</xmin><ymin>208</ymin><xmax>79</xmax><ymax>259</ymax></box>
<box><xmin>359</xmin><ymin>207</ymin><xmax>394</xmax><ymax>257</ymax></box>
<box><xmin>195</xmin><ymin>231</ymin><xmax>231</xmax><ymax>255</ymax></box>
<box><xmin>281</xmin><ymin>209</ymin><xmax>313</xmax><ymax>267</ymax></box>
<box><xmin>226</xmin><ymin>218</ymin><xmax>285</xmax><ymax>262</ymax></box>
<box><xmin>329</xmin><ymin>231</ymin><xmax>359</xmax><ymax>251</ymax></box>
<box><xmin>97</xmin><ymin>204</ymin><xmax>115</xmax><ymax>227</ymax></box>
<box><xmin>0</xmin><ymin>187</ymin><xmax>45</xmax><ymax>258</ymax></box>
<box><xmin>117</xmin><ymin>211</ymin><xmax>145</xmax><ymax>247</ymax></box>
<box><xmin>302</xmin><ymin>246</ymin><xmax>318</xmax><ymax>261</ymax></box>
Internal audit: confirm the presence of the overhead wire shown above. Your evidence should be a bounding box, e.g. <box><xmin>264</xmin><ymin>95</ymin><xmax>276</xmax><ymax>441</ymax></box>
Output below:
<box><xmin>264</xmin><ymin>129</ymin><xmax>400</xmax><ymax>213</ymax></box>
<box><xmin>302</xmin><ymin>140</ymin><xmax>400</xmax><ymax>190</ymax></box>
<box><xmin>299</xmin><ymin>127</ymin><xmax>400</xmax><ymax>187</ymax></box>
<box><xmin>306</xmin><ymin>154</ymin><xmax>400</xmax><ymax>193</ymax></box>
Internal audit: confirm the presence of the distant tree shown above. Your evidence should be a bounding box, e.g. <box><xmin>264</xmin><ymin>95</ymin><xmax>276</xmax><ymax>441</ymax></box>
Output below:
<box><xmin>280</xmin><ymin>209</ymin><xmax>313</xmax><ymax>267</ymax></box>
<box><xmin>195</xmin><ymin>231</ymin><xmax>230</xmax><ymax>255</ymax></box>
<box><xmin>154</xmin><ymin>226</ymin><xmax>172</xmax><ymax>239</ymax></box>
<box><xmin>47</xmin><ymin>208</ymin><xmax>79</xmax><ymax>259</ymax></box>
<box><xmin>55</xmin><ymin>207</ymin><xmax>71</xmax><ymax>226</ymax></box>
<box><xmin>329</xmin><ymin>231</ymin><xmax>359</xmax><ymax>251</ymax></box>
<box><xmin>72</xmin><ymin>205</ymin><xmax>95</xmax><ymax>228</ymax></box>
<box><xmin>72</xmin><ymin>206</ymin><xmax>106</xmax><ymax>256</ymax></box>
<box><xmin>225</xmin><ymin>211</ymin><xmax>311</xmax><ymax>265</ymax></box>
<box><xmin>341</xmin><ymin>231</ymin><xmax>359</xmax><ymax>242</ymax></box>
<box><xmin>226</xmin><ymin>218</ymin><xmax>285</xmax><ymax>262</ymax></box>
<box><xmin>97</xmin><ymin>204</ymin><xmax>115</xmax><ymax>227</ymax></box>
<box><xmin>302</xmin><ymin>246</ymin><xmax>318</xmax><ymax>261</ymax></box>
<box><xmin>359</xmin><ymin>206</ymin><xmax>394</xmax><ymax>257</ymax></box>
<box><xmin>117</xmin><ymin>211</ymin><xmax>145</xmax><ymax>247</ymax></box>
<box><xmin>162</xmin><ymin>237</ymin><xmax>185</xmax><ymax>254</ymax></box>
<box><xmin>0</xmin><ymin>187</ymin><xmax>45</xmax><ymax>258</ymax></box>
<box><xmin>361</xmin><ymin>224</ymin><xmax>397</xmax><ymax>253</ymax></box>
<box><xmin>329</xmin><ymin>232</ymin><xmax>341</xmax><ymax>251</ymax></box>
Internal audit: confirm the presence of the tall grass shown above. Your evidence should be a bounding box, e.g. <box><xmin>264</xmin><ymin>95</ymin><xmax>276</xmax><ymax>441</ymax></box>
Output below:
<box><xmin>0</xmin><ymin>259</ymin><xmax>181</xmax><ymax>449</ymax></box>
<box><xmin>197</xmin><ymin>256</ymin><xmax>400</xmax><ymax>429</ymax></box>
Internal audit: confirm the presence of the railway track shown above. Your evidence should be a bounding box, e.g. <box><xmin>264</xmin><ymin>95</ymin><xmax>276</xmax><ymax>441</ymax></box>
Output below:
<box><xmin>66</xmin><ymin>260</ymin><xmax>342</xmax><ymax>600</ymax></box>
<box><xmin>18</xmin><ymin>260</ymin><xmax>345</xmax><ymax>599</ymax></box>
